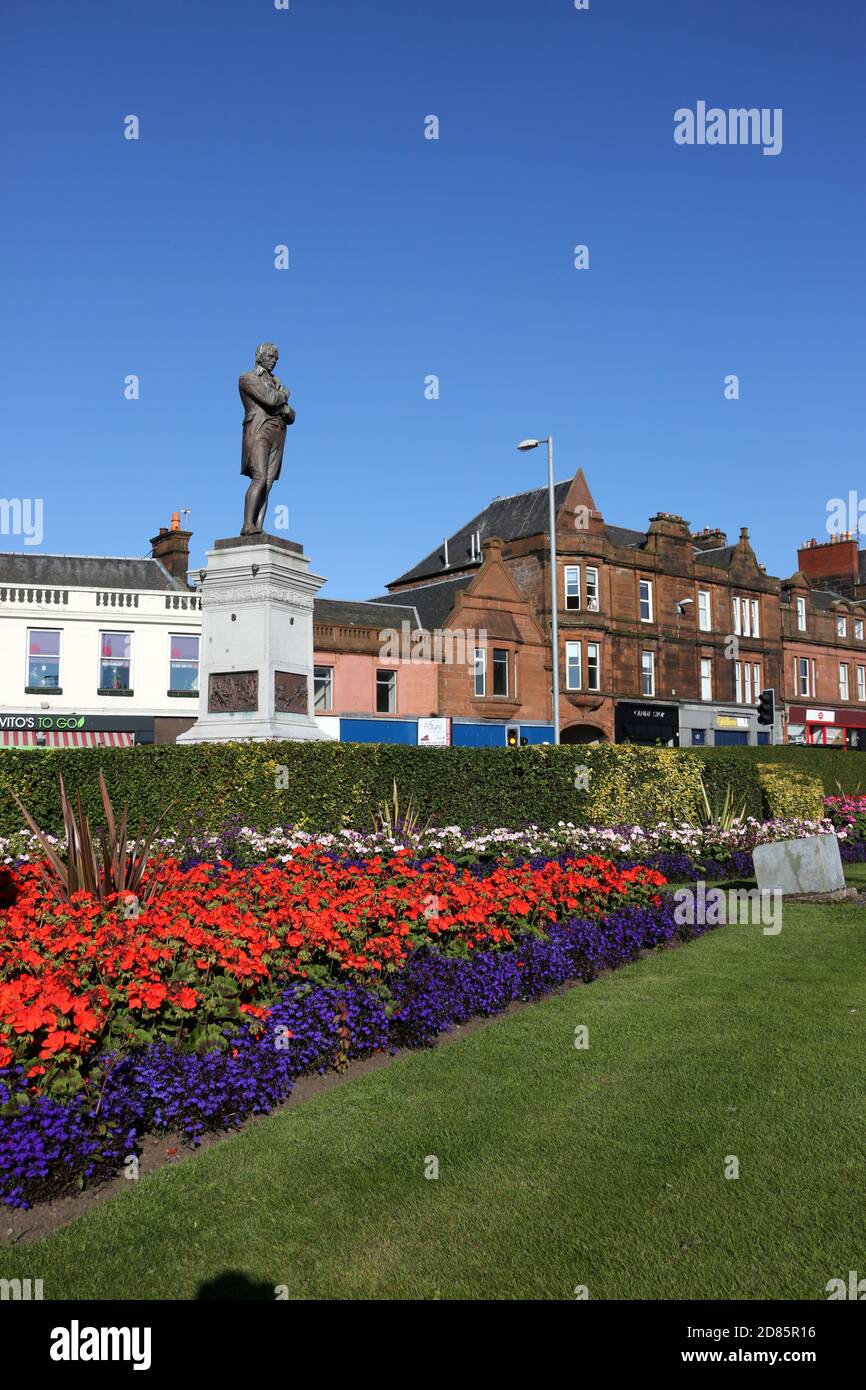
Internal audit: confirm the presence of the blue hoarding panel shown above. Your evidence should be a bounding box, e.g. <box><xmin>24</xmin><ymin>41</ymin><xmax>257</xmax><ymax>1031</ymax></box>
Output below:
<box><xmin>340</xmin><ymin>719</ymin><xmax>417</xmax><ymax>745</ymax></box>
<box><xmin>520</xmin><ymin>725</ymin><xmax>555</xmax><ymax>744</ymax></box>
<box><xmin>451</xmin><ymin>723</ymin><xmax>506</xmax><ymax>747</ymax></box>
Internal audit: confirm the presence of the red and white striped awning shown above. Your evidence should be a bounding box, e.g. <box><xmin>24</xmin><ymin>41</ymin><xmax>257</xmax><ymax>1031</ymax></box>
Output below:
<box><xmin>0</xmin><ymin>731</ymin><xmax>135</xmax><ymax>749</ymax></box>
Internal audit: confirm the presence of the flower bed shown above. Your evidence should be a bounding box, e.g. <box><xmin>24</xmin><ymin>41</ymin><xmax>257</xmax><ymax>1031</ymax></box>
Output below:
<box><xmin>0</xmin><ymin>849</ymin><xmax>665</xmax><ymax>1087</ymax></box>
<box><xmin>0</xmin><ymin>813</ymin><xmax>842</xmax><ymax>872</ymax></box>
<box><xmin>0</xmin><ymin>845</ymin><xmax>682</xmax><ymax>1207</ymax></box>
<box><xmin>4</xmin><ymin>797</ymin><xmax>859</xmax><ymax>1211</ymax></box>
<box><xmin>824</xmin><ymin>793</ymin><xmax>866</xmax><ymax>840</ymax></box>
<box><xmin>0</xmin><ymin>892</ymin><xmax>715</xmax><ymax>1210</ymax></box>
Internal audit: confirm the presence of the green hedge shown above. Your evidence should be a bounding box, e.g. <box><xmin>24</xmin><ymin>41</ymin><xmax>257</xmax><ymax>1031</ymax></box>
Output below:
<box><xmin>0</xmin><ymin>742</ymin><xmax>862</xmax><ymax>838</ymax></box>
<box><xmin>693</xmin><ymin>746</ymin><xmax>862</xmax><ymax>820</ymax></box>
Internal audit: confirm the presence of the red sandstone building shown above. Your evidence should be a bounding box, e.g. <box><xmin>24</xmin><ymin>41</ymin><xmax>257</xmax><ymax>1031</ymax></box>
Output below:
<box><xmin>380</xmin><ymin>469</ymin><xmax>866</xmax><ymax>748</ymax></box>
<box><xmin>8</xmin><ymin>485</ymin><xmax>865</xmax><ymax>750</ymax></box>
<box><xmin>781</xmin><ymin>537</ymin><xmax>866</xmax><ymax>749</ymax></box>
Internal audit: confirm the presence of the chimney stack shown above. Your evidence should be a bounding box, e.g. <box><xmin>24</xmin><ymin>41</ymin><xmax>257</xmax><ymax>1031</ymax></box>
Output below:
<box><xmin>796</xmin><ymin>534</ymin><xmax>859</xmax><ymax>594</ymax></box>
<box><xmin>150</xmin><ymin>511</ymin><xmax>193</xmax><ymax>589</ymax></box>
<box><xmin>692</xmin><ymin>526</ymin><xmax>728</xmax><ymax>551</ymax></box>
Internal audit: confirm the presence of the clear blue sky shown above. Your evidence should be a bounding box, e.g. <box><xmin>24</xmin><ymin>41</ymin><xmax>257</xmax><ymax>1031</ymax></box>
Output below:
<box><xmin>2</xmin><ymin>0</ymin><xmax>863</xmax><ymax>596</ymax></box>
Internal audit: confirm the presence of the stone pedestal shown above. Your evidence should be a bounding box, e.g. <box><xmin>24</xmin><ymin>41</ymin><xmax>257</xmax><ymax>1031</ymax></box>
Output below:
<box><xmin>753</xmin><ymin>834</ymin><xmax>845</xmax><ymax>896</ymax></box>
<box><xmin>177</xmin><ymin>533</ymin><xmax>328</xmax><ymax>744</ymax></box>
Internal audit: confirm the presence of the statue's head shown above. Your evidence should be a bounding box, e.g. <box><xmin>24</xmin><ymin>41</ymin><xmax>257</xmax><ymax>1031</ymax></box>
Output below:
<box><xmin>255</xmin><ymin>342</ymin><xmax>279</xmax><ymax>372</ymax></box>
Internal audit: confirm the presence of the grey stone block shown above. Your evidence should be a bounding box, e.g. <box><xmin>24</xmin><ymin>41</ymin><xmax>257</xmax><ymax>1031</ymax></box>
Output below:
<box><xmin>752</xmin><ymin>835</ymin><xmax>845</xmax><ymax>896</ymax></box>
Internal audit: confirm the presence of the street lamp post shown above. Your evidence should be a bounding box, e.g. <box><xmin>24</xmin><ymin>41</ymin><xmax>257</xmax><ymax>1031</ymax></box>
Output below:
<box><xmin>517</xmin><ymin>436</ymin><xmax>560</xmax><ymax>744</ymax></box>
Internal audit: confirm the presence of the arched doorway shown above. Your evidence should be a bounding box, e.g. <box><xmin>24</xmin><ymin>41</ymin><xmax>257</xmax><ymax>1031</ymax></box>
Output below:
<box><xmin>560</xmin><ymin>724</ymin><xmax>607</xmax><ymax>745</ymax></box>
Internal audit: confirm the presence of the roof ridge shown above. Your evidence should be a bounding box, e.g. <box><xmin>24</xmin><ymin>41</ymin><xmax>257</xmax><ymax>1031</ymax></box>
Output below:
<box><xmin>319</xmin><ymin>596</ymin><xmax>413</xmax><ymax>608</ymax></box>
<box><xmin>376</xmin><ymin>573</ymin><xmax>474</xmax><ymax>595</ymax></box>
<box><xmin>486</xmin><ymin>479</ymin><xmax>572</xmax><ymax>504</ymax></box>
<box><xmin>0</xmin><ymin>552</ymin><xmax>158</xmax><ymax>562</ymax></box>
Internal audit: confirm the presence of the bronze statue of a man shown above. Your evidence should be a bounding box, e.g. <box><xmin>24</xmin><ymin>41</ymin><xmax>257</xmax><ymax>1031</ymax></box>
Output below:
<box><xmin>239</xmin><ymin>342</ymin><xmax>296</xmax><ymax>536</ymax></box>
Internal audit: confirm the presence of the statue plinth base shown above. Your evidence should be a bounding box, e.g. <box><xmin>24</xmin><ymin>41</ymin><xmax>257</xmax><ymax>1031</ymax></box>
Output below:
<box><xmin>176</xmin><ymin>534</ymin><xmax>328</xmax><ymax>744</ymax></box>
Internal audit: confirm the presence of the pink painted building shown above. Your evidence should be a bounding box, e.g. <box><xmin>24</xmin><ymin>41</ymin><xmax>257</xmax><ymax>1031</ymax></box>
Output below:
<box><xmin>312</xmin><ymin>598</ymin><xmax>438</xmax><ymax>725</ymax></box>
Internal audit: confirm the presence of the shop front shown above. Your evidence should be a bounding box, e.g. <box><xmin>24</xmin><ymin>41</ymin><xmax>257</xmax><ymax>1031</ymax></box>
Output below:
<box><xmin>615</xmin><ymin>700</ymin><xmax>680</xmax><ymax>746</ymax></box>
<box><xmin>0</xmin><ymin>712</ymin><xmax>156</xmax><ymax>749</ymax></box>
<box><xmin>679</xmin><ymin>703</ymin><xmax>774</xmax><ymax>747</ymax></box>
<box><xmin>786</xmin><ymin>706</ymin><xmax>866</xmax><ymax>750</ymax></box>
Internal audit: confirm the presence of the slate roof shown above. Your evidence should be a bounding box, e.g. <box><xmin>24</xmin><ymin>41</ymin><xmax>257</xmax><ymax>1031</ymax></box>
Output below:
<box><xmin>371</xmin><ymin>576</ymin><xmax>475</xmax><ymax>632</ymax></box>
<box><xmin>604</xmin><ymin>524</ymin><xmax>647</xmax><ymax>550</ymax></box>
<box><xmin>389</xmin><ymin>482</ymin><xmax>574</xmax><ymax>586</ymax></box>
<box><xmin>808</xmin><ymin>587</ymin><xmax>857</xmax><ymax>612</ymax></box>
<box><xmin>314</xmin><ymin>597</ymin><xmax>419</xmax><ymax>629</ymax></box>
<box><xmin>0</xmin><ymin>553</ymin><xmax>184</xmax><ymax>591</ymax></box>
<box><xmin>693</xmin><ymin>545</ymin><xmax>737</xmax><ymax>569</ymax></box>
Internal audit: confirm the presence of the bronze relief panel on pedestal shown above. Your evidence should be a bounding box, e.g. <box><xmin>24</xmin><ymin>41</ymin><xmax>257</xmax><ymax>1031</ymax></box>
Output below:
<box><xmin>208</xmin><ymin>671</ymin><xmax>259</xmax><ymax>714</ymax></box>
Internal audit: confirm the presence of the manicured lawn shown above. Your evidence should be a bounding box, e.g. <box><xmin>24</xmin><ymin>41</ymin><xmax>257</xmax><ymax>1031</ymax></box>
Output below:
<box><xmin>2</xmin><ymin>880</ymin><xmax>864</xmax><ymax>1300</ymax></box>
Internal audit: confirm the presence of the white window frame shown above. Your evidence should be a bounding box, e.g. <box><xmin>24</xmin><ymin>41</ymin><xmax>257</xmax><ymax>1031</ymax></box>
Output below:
<box><xmin>856</xmin><ymin>619</ymin><xmax>864</xmax><ymax>640</ymax></box>
<box><xmin>732</xmin><ymin>597</ymin><xmax>741</xmax><ymax>636</ymax></box>
<box><xmin>313</xmin><ymin>664</ymin><xmax>334</xmax><ymax>712</ymax></box>
<box><xmin>735</xmin><ymin>661</ymin><xmax>743</xmax><ymax>705</ymax></box>
<box><xmin>639</xmin><ymin>579</ymin><xmax>653</xmax><ymax>623</ymax></box>
<box><xmin>566</xmin><ymin>641</ymin><xmax>582</xmax><ymax>691</ymax></box>
<box><xmin>858</xmin><ymin>666</ymin><xmax>866</xmax><ymax>702</ymax></box>
<box><xmin>641</xmin><ymin>650</ymin><xmax>655</xmax><ymax>697</ymax></box>
<box><xmin>585</xmin><ymin>566</ymin><xmax>600</xmax><ymax>612</ymax></box>
<box><xmin>753</xmin><ymin>663</ymin><xmax>761</xmax><ymax>702</ymax></box>
<box><xmin>837</xmin><ymin>615</ymin><xmax>848</xmax><ymax>638</ymax></box>
<box><xmin>797</xmin><ymin>657</ymin><xmax>809</xmax><ymax>698</ymax></box>
<box><xmin>796</xmin><ymin>596</ymin><xmax>807</xmax><ymax>631</ymax></box>
<box><xmin>473</xmin><ymin>647</ymin><xmax>486</xmax><ymax>698</ymax></box>
<box><xmin>492</xmin><ymin>647</ymin><xmax>509</xmax><ymax>698</ymax></box>
<box><xmin>700</xmin><ymin>657</ymin><xmax>712</xmax><ymax>701</ymax></box>
<box><xmin>26</xmin><ymin>627</ymin><xmax>62</xmax><ymax>691</ymax></box>
<box><xmin>168</xmin><ymin>631</ymin><xmax>200</xmax><ymax>694</ymax></box>
<box><xmin>698</xmin><ymin>590</ymin><xmax>711</xmax><ymax>631</ymax></box>
<box><xmin>376</xmin><ymin>668</ymin><xmax>397</xmax><ymax>714</ymax></box>
<box><xmin>98</xmin><ymin>630</ymin><xmax>133</xmax><ymax>692</ymax></box>
<box><xmin>587</xmin><ymin>641</ymin><xmax>600</xmax><ymax>692</ymax></box>
<box><xmin>839</xmin><ymin>663</ymin><xmax>850</xmax><ymax>701</ymax></box>
<box><xmin>751</xmin><ymin>599</ymin><xmax>760</xmax><ymax>638</ymax></box>
<box><xmin>564</xmin><ymin>565</ymin><xmax>581</xmax><ymax>611</ymax></box>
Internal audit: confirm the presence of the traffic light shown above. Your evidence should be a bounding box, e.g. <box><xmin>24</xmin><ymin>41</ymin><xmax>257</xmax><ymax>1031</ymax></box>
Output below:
<box><xmin>757</xmin><ymin>688</ymin><xmax>775</xmax><ymax>726</ymax></box>
<box><xmin>506</xmin><ymin>727</ymin><xmax>519</xmax><ymax>747</ymax></box>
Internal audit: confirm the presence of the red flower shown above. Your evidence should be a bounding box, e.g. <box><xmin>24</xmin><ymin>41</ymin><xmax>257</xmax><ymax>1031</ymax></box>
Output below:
<box><xmin>0</xmin><ymin>847</ymin><xmax>665</xmax><ymax>1083</ymax></box>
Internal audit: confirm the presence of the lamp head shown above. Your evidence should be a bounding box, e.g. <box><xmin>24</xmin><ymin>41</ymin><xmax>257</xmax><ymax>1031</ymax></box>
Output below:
<box><xmin>517</xmin><ymin>439</ymin><xmax>541</xmax><ymax>452</ymax></box>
